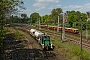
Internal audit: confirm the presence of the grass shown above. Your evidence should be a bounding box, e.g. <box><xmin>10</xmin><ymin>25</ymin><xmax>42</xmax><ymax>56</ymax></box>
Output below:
<box><xmin>82</xmin><ymin>30</ymin><xmax>90</xmax><ymax>36</ymax></box>
<box><xmin>16</xmin><ymin>26</ymin><xmax>90</xmax><ymax>60</ymax></box>
<box><xmin>5</xmin><ymin>27</ymin><xmax>22</xmax><ymax>40</ymax></box>
<box><xmin>39</xmin><ymin>28</ymin><xmax>90</xmax><ymax>42</ymax></box>
<box><xmin>35</xmin><ymin>27</ymin><xmax>90</xmax><ymax>60</ymax></box>
<box><xmin>51</xmin><ymin>37</ymin><xmax>90</xmax><ymax>60</ymax></box>
<box><xmin>16</xmin><ymin>29</ymin><xmax>41</xmax><ymax>49</ymax></box>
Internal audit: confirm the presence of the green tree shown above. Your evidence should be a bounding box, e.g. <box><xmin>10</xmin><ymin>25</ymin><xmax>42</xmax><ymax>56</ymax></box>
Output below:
<box><xmin>21</xmin><ymin>14</ymin><xmax>27</xmax><ymax>23</ymax></box>
<box><xmin>67</xmin><ymin>10</ymin><xmax>87</xmax><ymax>29</ymax></box>
<box><xmin>87</xmin><ymin>11</ymin><xmax>90</xmax><ymax>18</ymax></box>
<box><xmin>41</xmin><ymin>16</ymin><xmax>45</xmax><ymax>24</ymax></box>
<box><xmin>30</xmin><ymin>12</ymin><xmax>40</xmax><ymax>24</ymax></box>
<box><xmin>68</xmin><ymin>11</ymin><xmax>77</xmax><ymax>27</ymax></box>
<box><xmin>0</xmin><ymin>0</ymin><xmax>24</xmax><ymax>58</ymax></box>
<box><xmin>47</xmin><ymin>14</ymin><xmax>52</xmax><ymax>24</ymax></box>
<box><xmin>12</xmin><ymin>16</ymin><xmax>20</xmax><ymax>23</ymax></box>
<box><xmin>43</xmin><ymin>14</ymin><xmax>49</xmax><ymax>23</ymax></box>
<box><xmin>80</xmin><ymin>13</ymin><xmax>87</xmax><ymax>29</ymax></box>
<box><xmin>51</xmin><ymin>8</ymin><xmax>62</xmax><ymax>25</ymax></box>
<box><xmin>87</xmin><ymin>12</ymin><xmax>90</xmax><ymax>29</ymax></box>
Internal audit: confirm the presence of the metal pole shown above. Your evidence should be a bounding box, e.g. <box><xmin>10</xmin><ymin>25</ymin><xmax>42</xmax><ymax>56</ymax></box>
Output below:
<box><xmin>80</xmin><ymin>16</ymin><xmax>82</xmax><ymax>51</ymax></box>
<box><xmin>39</xmin><ymin>17</ymin><xmax>40</xmax><ymax>29</ymax></box>
<box><xmin>80</xmin><ymin>16</ymin><xmax>82</xmax><ymax>60</ymax></box>
<box><xmin>86</xmin><ymin>23</ymin><xmax>88</xmax><ymax>41</ymax></box>
<box><xmin>57</xmin><ymin>16</ymin><xmax>59</xmax><ymax>32</ymax></box>
<box><xmin>30</xmin><ymin>17</ymin><xmax>32</xmax><ymax>26</ymax></box>
<box><xmin>62</xmin><ymin>13</ymin><xmax>65</xmax><ymax>42</ymax></box>
<box><xmin>61</xmin><ymin>16</ymin><xmax>62</xmax><ymax>41</ymax></box>
<box><xmin>86</xmin><ymin>12</ymin><xmax>89</xmax><ymax>41</ymax></box>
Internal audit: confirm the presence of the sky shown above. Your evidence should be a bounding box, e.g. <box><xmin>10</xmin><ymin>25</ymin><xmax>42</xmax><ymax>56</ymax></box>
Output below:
<box><xmin>21</xmin><ymin>0</ymin><xmax>90</xmax><ymax>17</ymax></box>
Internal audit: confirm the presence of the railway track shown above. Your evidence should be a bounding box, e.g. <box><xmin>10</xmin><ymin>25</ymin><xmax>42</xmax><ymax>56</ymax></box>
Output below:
<box><xmin>69</xmin><ymin>33</ymin><xmax>90</xmax><ymax>41</ymax></box>
<box><xmin>2</xmin><ymin>24</ymin><xmax>89</xmax><ymax>60</ymax></box>
<box><xmin>66</xmin><ymin>35</ymin><xmax>90</xmax><ymax>50</ymax></box>
<box><xmin>23</xmin><ymin>35</ymin><xmax>33</xmax><ymax>49</ymax></box>
<box><xmin>14</xmin><ymin>26</ymin><xmax>61</xmax><ymax>60</ymax></box>
<box><xmin>4</xmin><ymin>30</ymin><xmax>37</xmax><ymax>60</ymax></box>
<box><xmin>33</xmin><ymin>27</ymin><xmax>90</xmax><ymax>51</ymax></box>
<box><xmin>48</xmin><ymin>32</ymin><xmax>90</xmax><ymax>50</ymax></box>
<box><xmin>4</xmin><ymin>26</ymin><xmax>58</xmax><ymax>60</ymax></box>
<box><xmin>43</xmin><ymin>51</ymin><xmax>57</xmax><ymax>60</ymax></box>
<box><xmin>35</xmin><ymin>27</ymin><xmax>90</xmax><ymax>50</ymax></box>
<box><xmin>3</xmin><ymin>26</ymin><xmax>39</xmax><ymax>60</ymax></box>
<box><xmin>16</xmin><ymin>25</ymin><xmax>90</xmax><ymax>50</ymax></box>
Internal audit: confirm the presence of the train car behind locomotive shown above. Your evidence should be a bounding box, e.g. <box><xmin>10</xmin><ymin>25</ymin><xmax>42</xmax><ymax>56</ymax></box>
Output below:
<box><xmin>30</xmin><ymin>29</ymin><xmax>36</xmax><ymax>36</ymax></box>
<box><xmin>34</xmin><ymin>31</ymin><xmax>44</xmax><ymax>39</ymax></box>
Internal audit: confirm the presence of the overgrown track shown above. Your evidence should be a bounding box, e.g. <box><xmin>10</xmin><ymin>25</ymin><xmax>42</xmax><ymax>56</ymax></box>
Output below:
<box><xmin>68</xmin><ymin>33</ymin><xmax>90</xmax><ymax>41</ymax></box>
<box><xmin>15</xmin><ymin>25</ymin><xmax>69</xmax><ymax>60</ymax></box>
<box><xmin>15</xmin><ymin>25</ymin><xmax>90</xmax><ymax>50</ymax></box>
<box><xmin>66</xmin><ymin>35</ymin><xmax>90</xmax><ymax>50</ymax></box>
<box><xmin>48</xmin><ymin>32</ymin><xmax>90</xmax><ymax>50</ymax></box>
<box><xmin>43</xmin><ymin>51</ymin><xmax>57</xmax><ymax>60</ymax></box>
<box><xmin>15</xmin><ymin>26</ymin><xmax>58</xmax><ymax>60</ymax></box>
<box><xmin>3</xmin><ymin>26</ymin><xmax>58</xmax><ymax>60</ymax></box>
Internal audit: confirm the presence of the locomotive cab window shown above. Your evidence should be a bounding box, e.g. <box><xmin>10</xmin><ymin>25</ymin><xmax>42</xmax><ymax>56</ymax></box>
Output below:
<box><xmin>43</xmin><ymin>36</ymin><xmax>50</xmax><ymax>40</ymax></box>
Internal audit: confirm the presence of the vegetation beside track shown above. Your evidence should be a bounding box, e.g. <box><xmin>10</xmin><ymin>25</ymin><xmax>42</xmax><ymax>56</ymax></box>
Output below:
<box><xmin>7</xmin><ymin>26</ymin><xmax>90</xmax><ymax>60</ymax></box>
<box><xmin>5</xmin><ymin>27</ymin><xmax>41</xmax><ymax>49</ymax></box>
<box><xmin>51</xmin><ymin>37</ymin><xmax>90</xmax><ymax>60</ymax></box>
<box><xmin>38</xmin><ymin>28</ymin><xmax>90</xmax><ymax>42</ymax></box>
<box><xmin>16</xmin><ymin>29</ymin><xmax>41</xmax><ymax>49</ymax></box>
<box><xmin>4</xmin><ymin>27</ymin><xmax>42</xmax><ymax>60</ymax></box>
<box><xmin>5</xmin><ymin>27</ymin><xmax>22</xmax><ymax>41</ymax></box>
<box><xmin>35</xmin><ymin>27</ymin><xmax>90</xmax><ymax>60</ymax></box>
<box><xmin>5</xmin><ymin>27</ymin><xmax>62</xmax><ymax>60</ymax></box>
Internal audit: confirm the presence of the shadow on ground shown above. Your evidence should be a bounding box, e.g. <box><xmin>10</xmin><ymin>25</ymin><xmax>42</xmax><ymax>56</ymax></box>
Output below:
<box><xmin>3</xmin><ymin>33</ymin><xmax>56</xmax><ymax>60</ymax></box>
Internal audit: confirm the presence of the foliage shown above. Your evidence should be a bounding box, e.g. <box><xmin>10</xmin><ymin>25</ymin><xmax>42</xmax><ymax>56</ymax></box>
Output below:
<box><xmin>67</xmin><ymin>10</ymin><xmax>87</xmax><ymax>29</ymax></box>
<box><xmin>29</xmin><ymin>8</ymin><xmax>90</xmax><ymax>30</ymax></box>
<box><xmin>68</xmin><ymin>11</ymin><xmax>79</xmax><ymax>27</ymax></box>
<box><xmin>88</xmin><ymin>20</ymin><xmax>90</xmax><ymax>29</ymax></box>
<box><xmin>41</xmin><ymin>14</ymin><xmax>52</xmax><ymax>24</ymax></box>
<box><xmin>51</xmin><ymin>8</ymin><xmax>62</xmax><ymax>25</ymax></box>
<box><xmin>21</xmin><ymin>14</ymin><xmax>27</xmax><ymax>23</ymax></box>
<box><xmin>53</xmin><ymin>36</ymin><xmax>90</xmax><ymax>60</ymax></box>
<box><xmin>39</xmin><ymin>8</ymin><xmax>63</xmax><ymax>25</ymax></box>
<box><xmin>0</xmin><ymin>0</ymin><xmax>24</xmax><ymax>55</ymax></box>
<box><xmin>30</xmin><ymin>12</ymin><xmax>40</xmax><ymax>24</ymax></box>
<box><xmin>14</xmin><ymin>31</ymin><xmax>21</xmax><ymax>40</ymax></box>
<box><xmin>6</xmin><ymin>15</ymin><xmax>20</xmax><ymax>24</ymax></box>
<box><xmin>87</xmin><ymin>11</ymin><xmax>90</xmax><ymax>18</ymax></box>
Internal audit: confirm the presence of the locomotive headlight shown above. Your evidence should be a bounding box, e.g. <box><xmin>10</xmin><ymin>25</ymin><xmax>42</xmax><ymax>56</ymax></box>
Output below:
<box><xmin>42</xmin><ymin>44</ymin><xmax>44</xmax><ymax>48</ymax></box>
<box><xmin>51</xmin><ymin>42</ymin><xmax>53</xmax><ymax>48</ymax></box>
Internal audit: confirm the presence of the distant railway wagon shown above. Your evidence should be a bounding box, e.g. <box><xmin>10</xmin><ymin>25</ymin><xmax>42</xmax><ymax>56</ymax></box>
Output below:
<box><xmin>30</xmin><ymin>29</ymin><xmax>54</xmax><ymax>50</ymax></box>
<box><xmin>65</xmin><ymin>28</ymin><xmax>79</xmax><ymax>33</ymax></box>
<box><xmin>36</xmin><ymin>25</ymin><xmax>79</xmax><ymax>34</ymax></box>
